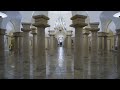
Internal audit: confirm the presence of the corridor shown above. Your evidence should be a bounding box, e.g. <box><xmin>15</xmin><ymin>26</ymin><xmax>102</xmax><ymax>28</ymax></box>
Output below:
<box><xmin>1</xmin><ymin>11</ymin><xmax>120</xmax><ymax>79</ymax></box>
<box><xmin>1</xmin><ymin>47</ymin><xmax>120</xmax><ymax>79</ymax></box>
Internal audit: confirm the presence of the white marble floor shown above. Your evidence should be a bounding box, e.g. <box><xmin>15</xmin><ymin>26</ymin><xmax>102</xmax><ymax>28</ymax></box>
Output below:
<box><xmin>1</xmin><ymin>47</ymin><xmax>120</xmax><ymax>79</ymax></box>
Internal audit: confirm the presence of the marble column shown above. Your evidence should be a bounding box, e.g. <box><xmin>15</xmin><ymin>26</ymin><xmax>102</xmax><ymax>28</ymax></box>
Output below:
<box><xmin>21</xmin><ymin>23</ymin><xmax>31</xmax><ymax>78</ymax></box>
<box><xmin>0</xmin><ymin>28</ymin><xmax>6</xmax><ymax>79</ymax></box>
<box><xmin>89</xmin><ymin>23</ymin><xmax>99</xmax><ymax>56</ymax></box>
<box><xmin>54</xmin><ymin>36</ymin><xmax>57</xmax><ymax>49</ymax></box>
<box><xmin>21</xmin><ymin>23</ymin><xmax>31</xmax><ymax>56</ymax></box>
<box><xmin>104</xmin><ymin>33</ymin><xmax>108</xmax><ymax>52</ymax></box>
<box><xmin>83</xmin><ymin>28</ymin><xmax>90</xmax><ymax>58</ymax></box>
<box><xmin>49</xmin><ymin>30</ymin><xmax>55</xmax><ymax>56</ymax></box>
<box><xmin>66</xmin><ymin>31</ymin><xmax>72</xmax><ymax>56</ymax></box>
<box><xmin>64</xmin><ymin>37</ymin><xmax>68</xmax><ymax>48</ymax></box>
<box><xmin>98</xmin><ymin>32</ymin><xmax>107</xmax><ymax>54</ymax></box>
<box><xmin>45</xmin><ymin>37</ymin><xmax>49</xmax><ymax>50</ymax></box>
<box><xmin>70</xmin><ymin>15</ymin><xmax>87</xmax><ymax>70</ymax></box>
<box><xmin>33</xmin><ymin>15</ymin><xmax>50</xmax><ymax>72</ymax></box>
<box><xmin>116</xmin><ymin>29</ymin><xmax>120</xmax><ymax>52</ymax></box>
<box><xmin>114</xmin><ymin>34</ymin><xmax>117</xmax><ymax>50</ymax></box>
<box><xmin>31</xmin><ymin>28</ymin><xmax>37</xmax><ymax>59</ymax></box>
<box><xmin>13</xmin><ymin>32</ymin><xmax>23</xmax><ymax>78</ymax></box>
<box><xmin>13</xmin><ymin>32</ymin><xmax>23</xmax><ymax>55</ymax></box>
<box><xmin>98</xmin><ymin>32</ymin><xmax>104</xmax><ymax>51</ymax></box>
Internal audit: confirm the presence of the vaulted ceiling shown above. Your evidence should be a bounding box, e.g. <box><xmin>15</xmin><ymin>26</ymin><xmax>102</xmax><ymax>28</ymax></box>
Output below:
<box><xmin>1</xmin><ymin>11</ymin><xmax>120</xmax><ymax>37</ymax></box>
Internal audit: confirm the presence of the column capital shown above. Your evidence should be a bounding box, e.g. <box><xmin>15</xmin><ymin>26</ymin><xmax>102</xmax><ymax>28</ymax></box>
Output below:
<box><xmin>66</xmin><ymin>30</ymin><xmax>73</xmax><ymax>36</ymax></box>
<box><xmin>13</xmin><ymin>32</ymin><xmax>23</xmax><ymax>37</ymax></box>
<box><xmin>0</xmin><ymin>28</ymin><xmax>6</xmax><ymax>35</ymax></box>
<box><xmin>32</xmin><ymin>15</ymin><xmax>50</xmax><ymax>28</ymax></box>
<box><xmin>48</xmin><ymin>30</ymin><xmax>55</xmax><ymax>35</ymax></box>
<box><xmin>67</xmin><ymin>34</ymin><xmax>72</xmax><ymax>36</ymax></box>
<box><xmin>90</xmin><ymin>22</ymin><xmax>100</xmax><ymax>31</ymax></box>
<box><xmin>116</xmin><ymin>29</ymin><xmax>120</xmax><ymax>35</ymax></box>
<box><xmin>31</xmin><ymin>28</ymin><xmax>37</xmax><ymax>35</ymax></box>
<box><xmin>21</xmin><ymin>22</ymin><xmax>31</xmax><ymax>32</ymax></box>
<box><xmin>83</xmin><ymin>27</ymin><xmax>90</xmax><ymax>35</ymax></box>
<box><xmin>90</xmin><ymin>22</ymin><xmax>99</xmax><ymax>28</ymax></box>
<box><xmin>49</xmin><ymin>33</ymin><xmax>55</xmax><ymax>36</ymax></box>
<box><xmin>70</xmin><ymin>15</ymin><xmax>88</xmax><ymax>28</ymax></box>
<box><xmin>98</xmin><ymin>32</ymin><xmax>108</xmax><ymax>37</ymax></box>
<box><xmin>83</xmin><ymin>31</ymin><xmax>90</xmax><ymax>35</ymax></box>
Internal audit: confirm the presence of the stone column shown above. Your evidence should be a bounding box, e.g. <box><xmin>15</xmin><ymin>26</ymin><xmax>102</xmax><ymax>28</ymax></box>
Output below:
<box><xmin>33</xmin><ymin>15</ymin><xmax>50</xmax><ymax>71</ymax></box>
<box><xmin>45</xmin><ymin>37</ymin><xmax>48</xmax><ymax>50</ymax></box>
<box><xmin>89</xmin><ymin>23</ymin><xmax>99</xmax><ymax>56</ymax></box>
<box><xmin>0</xmin><ymin>28</ymin><xmax>6</xmax><ymax>79</ymax></box>
<box><xmin>13</xmin><ymin>32</ymin><xmax>23</xmax><ymax>78</ymax></box>
<box><xmin>64</xmin><ymin>37</ymin><xmax>67</xmax><ymax>48</ymax></box>
<box><xmin>21</xmin><ymin>23</ymin><xmax>31</xmax><ymax>56</ymax></box>
<box><xmin>49</xmin><ymin>30</ymin><xmax>55</xmax><ymax>56</ymax></box>
<box><xmin>13</xmin><ymin>32</ymin><xmax>23</xmax><ymax>55</ymax></box>
<box><xmin>21</xmin><ymin>23</ymin><xmax>31</xmax><ymax>78</ymax></box>
<box><xmin>66</xmin><ymin>31</ymin><xmax>73</xmax><ymax>56</ymax></box>
<box><xmin>83</xmin><ymin>28</ymin><xmax>90</xmax><ymax>58</ymax></box>
<box><xmin>47</xmin><ymin>37</ymin><xmax>50</xmax><ymax>50</ymax></box>
<box><xmin>116</xmin><ymin>29</ymin><xmax>120</xmax><ymax>52</ymax></box>
<box><xmin>70</xmin><ymin>15</ymin><xmax>87</xmax><ymax>70</ymax></box>
<box><xmin>114</xmin><ymin>34</ymin><xmax>117</xmax><ymax>50</ymax></box>
<box><xmin>31</xmin><ymin>28</ymin><xmax>37</xmax><ymax>59</ymax></box>
<box><xmin>98</xmin><ymin>32</ymin><xmax>107</xmax><ymax>54</ymax></box>
<box><xmin>54</xmin><ymin>36</ymin><xmax>57</xmax><ymax>49</ymax></box>
<box><xmin>104</xmin><ymin>33</ymin><xmax>108</xmax><ymax>52</ymax></box>
<box><xmin>98</xmin><ymin>32</ymin><xmax>104</xmax><ymax>51</ymax></box>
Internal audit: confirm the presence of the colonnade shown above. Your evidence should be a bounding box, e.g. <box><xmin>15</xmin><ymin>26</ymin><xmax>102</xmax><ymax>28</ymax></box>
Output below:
<box><xmin>0</xmin><ymin>15</ymin><xmax>120</xmax><ymax>78</ymax></box>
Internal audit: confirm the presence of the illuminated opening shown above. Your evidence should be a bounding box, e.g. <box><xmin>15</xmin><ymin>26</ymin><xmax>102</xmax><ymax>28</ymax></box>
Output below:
<box><xmin>0</xmin><ymin>12</ymin><xmax>7</xmax><ymax>18</ymax></box>
<box><xmin>113</xmin><ymin>12</ymin><xmax>120</xmax><ymax>18</ymax></box>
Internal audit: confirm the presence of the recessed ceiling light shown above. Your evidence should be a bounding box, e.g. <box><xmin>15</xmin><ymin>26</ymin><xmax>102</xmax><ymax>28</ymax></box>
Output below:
<box><xmin>0</xmin><ymin>12</ymin><xmax>7</xmax><ymax>18</ymax></box>
<box><xmin>113</xmin><ymin>12</ymin><xmax>120</xmax><ymax>18</ymax></box>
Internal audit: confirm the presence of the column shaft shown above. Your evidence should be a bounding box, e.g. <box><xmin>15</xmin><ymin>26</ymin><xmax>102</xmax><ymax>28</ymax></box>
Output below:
<box><xmin>83</xmin><ymin>33</ymin><xmax>89</xmax><ymax>57</ymax></box>
<box><xmin>32</xmin><ymin>33</ymin><xmax>37</xmax><ymax>58</ymax></box>
<box><xmin>0</xmin><ymin>29</ymin><xmax>6</xmax><ymax>79</ymax></box>
<box><xmin>98</xmin><ymin>36</ymin><xmax>103</xmax><ymax>51</ymax></box>
<box><xmin>49</xmin><ymin>35</ymin><xmax>54</xmax><ymax>55</ymax></box>
<box><xmin>23</xmin><ymin>32</ymin><xmax>30</xmax><ymax>56</ymax></box>
<box><xmin>104</xmin><ymin>36</ymin><xmax>107</xmax><ymax>51</ymax></box>
<box><xmin>67</xmin><ymin>35</ymin><xmax>72</xmax><ymax>55</ymax></box>
<box><xmin>118</xmin><ymin>34</ymin><xmax>120</xmax><ymax>52</ymax></box>
<box><xmin>13</xmin><ymin>32</ymin><xmax>23</xmax><ymax>55</ymax></box>
<box><xmin>74</xmin><ymin>27</ymin><xmax>83</xmax><ymax>69</ymax></box>
<box><xmin>91</xmin><ymin>31</ymin><xmax>98</xmax><ymax>54</ymax></box>
<box><xmin>67</xmin><ymin>35</ymin><xmax>72</xmax><ymax>49</ymax></box>
<box><xmin>37</xmin><ymin>27</ymin><xmax>46</xmax><ymax>69</ymax></box>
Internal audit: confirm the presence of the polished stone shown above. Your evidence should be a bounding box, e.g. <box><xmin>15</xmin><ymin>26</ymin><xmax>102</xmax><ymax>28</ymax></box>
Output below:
<box><xmin>2</xmin><ymin>47</ymin><xmax>120</xmax><ymax>79</ymax></box>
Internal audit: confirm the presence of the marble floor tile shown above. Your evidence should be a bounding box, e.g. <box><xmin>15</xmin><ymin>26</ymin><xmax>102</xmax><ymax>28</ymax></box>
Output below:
<box><xmin>1</xmin><ymin>47</ymin><xmax>120</xmax><ymax>79</ymax></box>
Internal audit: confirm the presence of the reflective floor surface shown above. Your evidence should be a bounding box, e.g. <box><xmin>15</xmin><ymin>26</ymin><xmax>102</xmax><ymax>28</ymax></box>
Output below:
<box><xmin>1</xmin><ymin>47</ymin><xmax>120</xmax><ymax>79</ymax></box>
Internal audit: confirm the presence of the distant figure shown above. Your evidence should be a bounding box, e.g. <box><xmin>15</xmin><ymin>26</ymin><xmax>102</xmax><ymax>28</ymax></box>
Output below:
<box><xmin>60</xmin><ymin>42</ymin><xmax>62</xmax><ymax>46</ymax></box>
